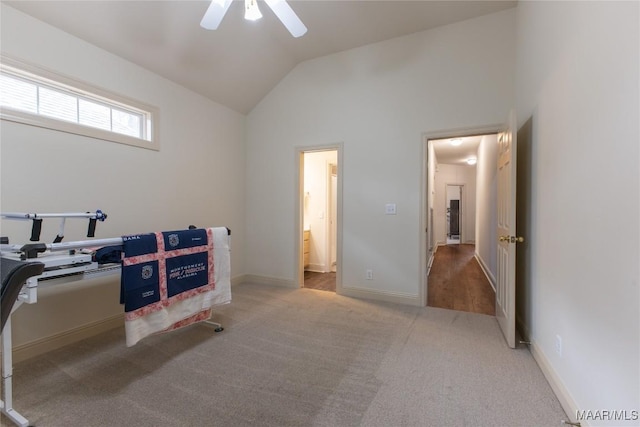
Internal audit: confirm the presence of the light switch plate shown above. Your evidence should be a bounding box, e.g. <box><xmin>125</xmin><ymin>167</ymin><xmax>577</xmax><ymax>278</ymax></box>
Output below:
<box><xmin>385</xmin><ymin>203</ymin><xmax>397</xmax><ymax>215</ymax></box>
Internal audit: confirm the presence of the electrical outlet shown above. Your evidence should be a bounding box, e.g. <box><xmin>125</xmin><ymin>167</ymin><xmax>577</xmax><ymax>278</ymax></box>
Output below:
<box><xmin>365</xmin><ymin>269</ymin><xmax>373</xmax><ymax>280</ymax></box>
<box><xmin>555</xmin><ymin>334</ymin><xmax>562</xmax><ymax>357</ymax></box>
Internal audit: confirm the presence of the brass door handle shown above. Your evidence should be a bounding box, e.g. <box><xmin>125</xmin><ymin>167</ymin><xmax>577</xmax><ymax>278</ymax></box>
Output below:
<box><xmin>499</xmin><ymin>235</ymin><xmax>525</xmax><ymax>243</ymax></box>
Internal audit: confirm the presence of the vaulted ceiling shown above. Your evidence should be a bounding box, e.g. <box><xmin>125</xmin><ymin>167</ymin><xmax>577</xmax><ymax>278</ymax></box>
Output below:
<box><xmin>5</xmin><ymin>1</ymin><xmax>516</xmax><ymax>114</ymax></box>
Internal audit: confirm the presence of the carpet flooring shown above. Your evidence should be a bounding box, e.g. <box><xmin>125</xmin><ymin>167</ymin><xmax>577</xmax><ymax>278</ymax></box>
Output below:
<box><xmin>2</xmin><ymin>282</ymin><xmax>567</xmax><ymax>427</ymax></box>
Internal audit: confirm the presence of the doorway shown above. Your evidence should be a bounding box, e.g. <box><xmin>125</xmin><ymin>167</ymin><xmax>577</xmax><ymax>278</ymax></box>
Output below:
<box><xmin>297</xmin><ymin>147</ymin><xmax>341</xmax><ymax>293</ymax></box>
<box><xmin>446</xmin><ymin>184</ymin><xmax>463</xmax><ymax>244</ymax></box>
<box><xmin>422</xmin><ymin>129</ymin><xmax>499</xmax><ymax>313</ymax></box>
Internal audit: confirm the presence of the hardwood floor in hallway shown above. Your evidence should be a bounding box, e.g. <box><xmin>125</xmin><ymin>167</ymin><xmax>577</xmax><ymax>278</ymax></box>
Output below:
<box><xmin>304</xmin><ymin>271</ymin><xmax>336</xmax><ymax>292</ymax></box>
<box><xmin>428</xmin><ymin>244</ymin><xmax>495</xmax><ymax>316</ymax></box>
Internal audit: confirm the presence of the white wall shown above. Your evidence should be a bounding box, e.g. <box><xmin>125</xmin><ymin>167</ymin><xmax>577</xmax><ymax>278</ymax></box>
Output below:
<box><xmin>2</xmin><ymin>3</ymin><xmax>635</xmax><ymax>421</ymax></box>
<box><xmin>475</xmin><ymin>134</ymin><xmax>498</xmax><ymax>285</ymax></box>
<box><xmin>516</xmin><ymin>1</ymin><xmax>639</xmax><ymax>424</ymax></box>
<box><xmin>303</xmin><ymin>150</ymin><xmax>337</xmax><ymax>272</ymax></box>
<box><xmin>0</xmin><ymin>4</ymin><xmax>246</xmax><ymax>352</ymax></box>
<box><xmin>434</xmin><ymin>164</ymin><xmax>477</xmax><ymax>245</ymax></box>
<box><xmin>246</xmin><ymin>9</ymin><xmax>516</xmax><ymax>303</ymax></box>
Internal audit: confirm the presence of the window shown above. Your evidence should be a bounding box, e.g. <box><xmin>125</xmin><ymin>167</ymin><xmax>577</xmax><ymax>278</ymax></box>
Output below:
<box><xmin>0</xmin><ymin>56</ymin><xmax>158</xmax><ymax>150</ymax></box>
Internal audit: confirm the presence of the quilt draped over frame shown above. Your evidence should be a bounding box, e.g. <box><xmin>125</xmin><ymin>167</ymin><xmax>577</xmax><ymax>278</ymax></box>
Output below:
<box><xmin>120</xmin><ymin>227</ymin><xmax>231</xmax><ymax>347</ymax></box>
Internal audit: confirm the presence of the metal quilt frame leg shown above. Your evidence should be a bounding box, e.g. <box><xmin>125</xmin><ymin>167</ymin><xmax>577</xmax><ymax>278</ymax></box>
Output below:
<box><xmin>1</xmin><ymin>316</ymin><xmax>29</xmax><ymax>427</ymax></box>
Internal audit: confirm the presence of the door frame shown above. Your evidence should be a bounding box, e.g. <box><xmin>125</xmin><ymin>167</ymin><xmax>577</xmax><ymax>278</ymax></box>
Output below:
<box><xmin>327</xmin><ymin>162</ymin><xmax>338</xmax><ymax>272</ymax></box>
<box><xmin>421</xmin><ymin>125</ymin><xmax>501</xmax><ymax>306</ymax></box>
<box><xmin>295</xmin><ymin>144</ymin><xmax>343</xmax><ymax>292</ymax></box>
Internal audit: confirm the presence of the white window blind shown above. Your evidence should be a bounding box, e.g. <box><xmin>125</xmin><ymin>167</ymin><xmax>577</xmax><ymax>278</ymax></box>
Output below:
<box><xmin>0</xmin><ymin>57</ymin><xmax>158</xmax><ymax>150</ymax></box>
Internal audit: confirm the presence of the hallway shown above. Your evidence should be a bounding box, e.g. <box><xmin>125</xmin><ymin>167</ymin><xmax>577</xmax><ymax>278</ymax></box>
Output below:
<box><xmin>427</xmin><ymin>244</ymin><xmax>495</xmax><ymax>316</ymax></box>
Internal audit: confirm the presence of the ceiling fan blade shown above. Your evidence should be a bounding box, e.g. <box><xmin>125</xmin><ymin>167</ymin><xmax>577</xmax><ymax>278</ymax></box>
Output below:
<box><xmin>264</xmin><ymin>0</ymin><xmax>307</xmax><ymax>38</ymax></box>
<box><xmin>200</xmin><ymin>0</ymin><xmax>233</xmax><ymax>30</ymax></box>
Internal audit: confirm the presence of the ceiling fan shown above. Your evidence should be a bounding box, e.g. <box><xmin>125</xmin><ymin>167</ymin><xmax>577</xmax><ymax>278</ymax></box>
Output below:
<box><xmin>200</xmin><ymin>0</ymin><xmax>307</xmax><ymax>38</ymax></box>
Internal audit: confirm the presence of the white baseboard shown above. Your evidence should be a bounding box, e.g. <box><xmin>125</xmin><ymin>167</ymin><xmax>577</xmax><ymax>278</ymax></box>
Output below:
<box><xmin>474</xmin><ymin>253</ymin><xmax>496</xmax><ymax>292</ymax></box>
<box><xmin>240</xmin><ymin>274</ymin><xmax>298</xmax><ymax>288</ymax></box>
<box><xmin>238</xmin><ymin>275</ymin><xmax>420</xmax><ymax>307</ymax></box>
<box><xmin>427</xmin><ymin>252</ymin><xmax>436</xmax><ymax>276</ymax></box>
<box><xmin>529</xmin><ymin>340</ymin><xmax>585</xmax><ymax>426</ymax></box>
<box><xmin>231</xmin><ymin>274</ymin><xmax>247</xmax><ymax>287</ymax></box>
<box><xmin>306</xmin><ymin>263</ymin><xmax>328</xmax><ymax>273</ymax></box>
<box><xmin>339</xmin><ymin>286</ymin><xmax>422</xmax><ymax>306</ymax></box>
<box><xmin>11</xmin><ymin>314</ymin><xmax>124</xmax><ymax>363</ymax></box>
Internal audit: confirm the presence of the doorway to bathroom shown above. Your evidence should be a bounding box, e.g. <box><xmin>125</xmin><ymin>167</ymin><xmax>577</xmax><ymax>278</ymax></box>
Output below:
<box><xmin>298</xmin><ymin>148</ymin><xmax>340</xmax><ymax>292</ymax></box>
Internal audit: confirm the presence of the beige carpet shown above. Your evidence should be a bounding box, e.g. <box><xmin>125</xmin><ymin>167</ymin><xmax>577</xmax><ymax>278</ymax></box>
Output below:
<box><xmin>2</xmin><ymin>282</ymin><xmax>567</xmax><ymax>426</ymax></box>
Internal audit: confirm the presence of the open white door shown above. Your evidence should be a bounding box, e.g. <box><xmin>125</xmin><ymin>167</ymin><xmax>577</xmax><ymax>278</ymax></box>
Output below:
<box><xmin>496</xmin><ymin>110</ymin><xmax>520</xmax><ymax>348</ymax></box>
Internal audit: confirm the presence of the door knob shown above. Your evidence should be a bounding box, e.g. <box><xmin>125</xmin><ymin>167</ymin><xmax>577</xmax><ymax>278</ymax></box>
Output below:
<box><xmin>499</xmin><ymin>235</ymin><xmax>525</xmax><ymax>243</ymax></box>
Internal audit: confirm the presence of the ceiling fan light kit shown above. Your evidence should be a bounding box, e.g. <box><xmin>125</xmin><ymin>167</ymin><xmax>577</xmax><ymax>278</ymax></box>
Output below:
<box><xmin>244</xmin><ymin>0</ymin><xmax>262</xmax><ymax>21</ymax></box>
<box><xmin>200</xmin><ymin>0</ymin><xmax>307</xmax><ymax>37</ymax></box>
